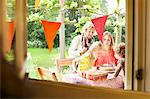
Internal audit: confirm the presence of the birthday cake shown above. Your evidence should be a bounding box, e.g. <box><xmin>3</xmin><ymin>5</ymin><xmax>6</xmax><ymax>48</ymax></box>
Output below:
<box><xmin>80</xmin><ymin>70</ymin><xmax>108</xmax><ymax>81</ymax></box>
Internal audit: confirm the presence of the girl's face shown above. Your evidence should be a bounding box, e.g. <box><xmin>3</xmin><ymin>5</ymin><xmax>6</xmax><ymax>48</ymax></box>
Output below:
<box><xmin>85</xmin><ymin>27</ymin><xmax>95</xmax><ymax>39</ymax></box>
<box><xmin>92</xmin><ymin>46</ymin><xmax>101</xmax><ymax>58</ymax></box>
<box><xmin>103</xmin><ymin>35</ymin><xmax>112</xmax><ymax>47</ymax></box>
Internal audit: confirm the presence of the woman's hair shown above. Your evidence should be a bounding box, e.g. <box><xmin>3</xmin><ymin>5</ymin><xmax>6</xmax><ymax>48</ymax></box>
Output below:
<box><xmin>82</xmin><ymin>21</ymin><xmax>95</xmax><ymax>36</ymax></box>
<box><xmin>115</xmin><ymin>43</ymin><xmax>125</xmax><ymax>58</ymax></box>
<box><xmin>102</xmin><ymin>31</ymin><xmax>114</xmax><ymax>47</ymax></box>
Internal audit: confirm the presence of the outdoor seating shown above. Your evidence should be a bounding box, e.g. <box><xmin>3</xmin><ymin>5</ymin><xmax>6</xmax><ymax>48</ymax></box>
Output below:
<box><xmin>37</xmin><ymin>67</ymin><xmax>58</xmax><ymax>81</ymax></box>
<box><xmin>56</xmin><ymin>58</ymin><xmax>74</xmax><ymax>81</ymax></box>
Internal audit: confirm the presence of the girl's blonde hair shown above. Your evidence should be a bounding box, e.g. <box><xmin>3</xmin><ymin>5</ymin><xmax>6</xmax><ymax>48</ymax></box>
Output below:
<box><xmin>88</xmin><ymin>41</ymin><xmax>102</xmax><ymax>59</ymax></box>
<box><xmin>88</xmin><ymin>41</ymin><xmax>102</xmax><ymax>52</ymax></box>
<box><xmin>102</xmin><ymin>31</ymin><xmax>114</xmax><ymax>48</ymax></box>
<box><xmin>79</xmin><ymin>41</ymin><xmax>101</xmax><ymax>59</ymax></box>
<box><xmin>74</xmin><ymin>41</ymin><xmax>102</xmax><ymax>65</ymax></box>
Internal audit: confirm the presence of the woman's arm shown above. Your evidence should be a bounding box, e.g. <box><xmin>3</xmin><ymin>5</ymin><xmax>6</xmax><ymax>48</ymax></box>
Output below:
<box><xmin>114</xmin><ymin>59</ymin><xmax>125</xmax><ymax>77</ymax></box>
<box><xmin>68</xmin><ymin>36</ymin><xmax>81</xmax><ymax>58</ymax></box>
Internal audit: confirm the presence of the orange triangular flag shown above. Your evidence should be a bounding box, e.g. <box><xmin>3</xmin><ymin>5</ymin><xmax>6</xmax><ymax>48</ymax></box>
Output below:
<box><xmin>6</xmin><ymin>21</ymin><xmax>15</xmax><ymax>52</ymax></box>
<box><xmin>41</xmin><ymin>20</ymin><xmax>61</xmax><ymax>49</ymax></box>
<box><xmin>91</xmin><ymin>15</ymin><xmax>108</xmax><ymax>41</ymax></box>
<box><xmin>35</xmin><ymin>0</ymin><xmax>40</xmax><ymax>11</ymax></box>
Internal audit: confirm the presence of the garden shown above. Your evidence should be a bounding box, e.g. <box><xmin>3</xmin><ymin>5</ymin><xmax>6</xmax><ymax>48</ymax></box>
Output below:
<box><xmin>7</xmin><ymin>0</ymin><xmax>125</xmax><ymax>79</ymax></box>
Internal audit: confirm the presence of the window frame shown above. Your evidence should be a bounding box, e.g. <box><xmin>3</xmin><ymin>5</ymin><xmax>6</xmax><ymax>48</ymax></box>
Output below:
<box><xmin>2</xmin><ymin>0</ymin><xmax>148</xmax><ymax>92</ymax></box>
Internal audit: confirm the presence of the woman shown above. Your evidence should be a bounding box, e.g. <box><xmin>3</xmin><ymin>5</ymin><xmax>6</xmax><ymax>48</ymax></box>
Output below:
<box><xmin>92</xmin><ymin>31</ymin><xmax>117</xmax><ymax>67</ymax></box>
<box><xmin>68</xmin><ymin>21</ymin><xmax>96</xmax><ymax>58</ymax></box>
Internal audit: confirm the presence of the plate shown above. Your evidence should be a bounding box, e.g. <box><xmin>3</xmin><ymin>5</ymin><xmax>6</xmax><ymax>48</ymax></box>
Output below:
<box><xmin>102</xmin><ymin>70</ymin><xmax>115</xmax><ymax>73</ymax></box>
<box><xmin>99</xmin><ymin>66</ymin><xmax>115</xmax><ymax>71</ymax></box>
<box><xmin>101</xmin><ymin>64</ymin><xmax>113</xmax><ymax>67</ymax></box>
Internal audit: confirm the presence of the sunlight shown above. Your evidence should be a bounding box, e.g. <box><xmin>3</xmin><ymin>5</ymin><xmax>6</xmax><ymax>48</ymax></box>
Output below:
<box><xmin>107</xmin><ymin>0</ymin><xmax>126</xmax><ymax>14</ymax></box>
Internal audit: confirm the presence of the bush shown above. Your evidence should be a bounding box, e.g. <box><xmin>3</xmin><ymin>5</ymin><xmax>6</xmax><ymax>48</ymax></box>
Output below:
<box><xmin>27</xmin><ymin>40</ymin><xmax>45</xmax><ymax>48</ymax></box>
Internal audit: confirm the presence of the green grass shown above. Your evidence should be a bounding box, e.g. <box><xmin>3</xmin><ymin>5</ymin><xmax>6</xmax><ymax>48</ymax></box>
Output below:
<box><xmin>28</xmin><ymin>48</ymin><xmax>59</xmax><ymax>67</ymax></box>
<box><xmin>26</xmin><ymin>48</ymin><xmax>68</xmax><ymax>79</ymax></box>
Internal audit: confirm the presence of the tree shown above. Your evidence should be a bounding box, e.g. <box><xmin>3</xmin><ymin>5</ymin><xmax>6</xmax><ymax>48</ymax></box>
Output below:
<box><xmin>26</xmin><ymin>0</ymin><xmax>125</xmax><ymax>48</ymax></box>
<box><xmin>114</xmin><ymin>0</ymin><xmax>125</xmax><ymax>45</ymax></box>
<box><xmin>99</xmin><ymin>0</ymin><xmax>108</xmax><ymax>14</ymax></box>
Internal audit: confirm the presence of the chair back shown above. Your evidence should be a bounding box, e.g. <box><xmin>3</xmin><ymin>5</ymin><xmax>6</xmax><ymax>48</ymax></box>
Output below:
<box><xmin>56</xmin><ymin>58</ymin><xmax>74</xmax><ymax>81</ymax></box>
<box><xmin>37</xmin><ymin>67</ymin><xmax>58</xmax><ymax>81</ymax></box>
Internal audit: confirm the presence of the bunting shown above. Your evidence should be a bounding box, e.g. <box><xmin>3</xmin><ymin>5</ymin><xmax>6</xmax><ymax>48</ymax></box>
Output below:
<box><xmin>42</xmin><ymin>20</ymin><xmax>61</xmax><ymax>49</ymax></box>
<box><xmin>6</xmin><ymin>21</ymin><xmax>15</xmax><ymax>52</ymax></box>
<box><xmin>91</xmin><ymin>15</ymin><xmax>108</xmax><ymax>41</ymax></box>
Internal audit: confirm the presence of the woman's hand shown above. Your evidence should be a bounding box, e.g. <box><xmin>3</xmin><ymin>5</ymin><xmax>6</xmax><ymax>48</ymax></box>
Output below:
<box><xmin>79</xmin><ymin>48</ymin><xmax>88</xmax><ymax>55</ymax></box>
<box><xmin>72</xmin><ymin>58</ymin><xmax>80</xmax><ymax>72</ymax></box>
<box><xmin>92</xmin><ymin>58</ymin><xmax>98</xmax><ymax>67</ymax></box>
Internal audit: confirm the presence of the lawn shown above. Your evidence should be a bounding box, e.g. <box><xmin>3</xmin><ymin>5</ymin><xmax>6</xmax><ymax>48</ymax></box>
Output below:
<box><xmin>26</xmin><ymin>48</ymin><xmax>69</xmax><ymax>79</ymax></box>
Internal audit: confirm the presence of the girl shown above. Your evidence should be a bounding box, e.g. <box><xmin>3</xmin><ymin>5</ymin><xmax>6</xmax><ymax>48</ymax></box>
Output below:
<box><xmin>77</xmin><ymin>41</ymin><xmax>102</xmax><ymax>71</ymax></box>
<box><xmin>62</xmin><ymin>42</ymin><xmax>102</xmax><ymax>85</ymax></box>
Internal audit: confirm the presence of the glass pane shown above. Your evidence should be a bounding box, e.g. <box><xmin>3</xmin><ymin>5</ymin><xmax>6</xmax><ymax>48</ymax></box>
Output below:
<box><xmin>26</xmin><ymin>0</ymin><xmax>127</xmax><ymax>90</ymax></box>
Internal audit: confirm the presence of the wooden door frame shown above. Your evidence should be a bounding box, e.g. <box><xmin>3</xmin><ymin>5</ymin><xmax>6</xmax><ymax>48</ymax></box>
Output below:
<box><xmin>126</xmin><ymin>0</ymin><xmax>148</xmax><ymax>91</ymax></box>
<box><xmin>0</xmin><ymin>0</ymin><xmax>7</xmax><ymax>57</ymax></box>
<box><xmin>145</xmin><ymin>0</ymin><xmax>150</xmax><ymax>92</ymax></box>
<box><xmin>125</xmin><ymin>0</ymin><xmax>134</xmax><ymax>90</ymax></box>
<box><xmin>133</xmin><ymin>0</ymin><xmax>147</xmax><ymax>91</ymax></box>
<box><xmin>15</xmin><ymin>0</ymin><xmax>27</xmax><ymax>79</ymax></box>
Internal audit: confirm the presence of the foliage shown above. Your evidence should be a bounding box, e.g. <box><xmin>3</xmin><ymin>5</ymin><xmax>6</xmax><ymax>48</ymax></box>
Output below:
<box><xmin>99</xmin><ymin>0</ymin><xmax>109</xmax><ymax>14</ymax></box>
<box><xmin>64</xmin><ymin>0</ymin><xmax>101</xmax><ymax>46</ymax></box>
<box><xmin>27</xmin><ymin>0</ymin><xmax>125</xmax><ymax>48</ymax></box>
<box><xmin>27</xmin><ymin>0</ymin><xmax>60</xmax><ymax>48</ymax></box>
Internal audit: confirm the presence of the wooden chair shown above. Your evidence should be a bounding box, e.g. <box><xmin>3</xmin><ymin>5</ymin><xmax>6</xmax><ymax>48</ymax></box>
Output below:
<box><xmin>37</xmin><ymin>67</ymin><xmax>58</xmax><ymax>81</ymax></box>
<box><xmin>56</xmin><ymin>58</ymin><xmax>74</xmax><ymax>81</ymax></box>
